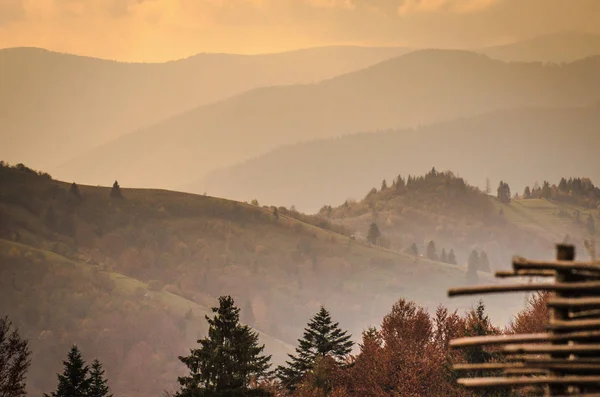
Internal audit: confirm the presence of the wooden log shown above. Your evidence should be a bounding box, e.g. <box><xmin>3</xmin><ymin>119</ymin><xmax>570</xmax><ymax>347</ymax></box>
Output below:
<box><xmin>548</xmin><ymin>297</ymin><xmax>600</xmax><ymax>309</ymax></box>
<box><xmin>495</xmin><ymin>270</ymin><xmax>556</xmax><ymax>278</ymax></box>
<box><xmin>547</xmin><ymin>319</ymin><xmax>600</xmax><ymax>331</ymax></box>
<box><xmin>451</xmin><ymin>330</ymin><xmax>600</xmax><ymax>348</ymax></box>
<box><xmin>513</xmin><ymin>257</ymin><xmax>600</xmax><ymax>272</ymax></box>
<box><xmin>448</xmin><ymin>281</ymin><xmax>600</xmax><ymax>297</ymax></box>
<box><xmin>458</xmin><ymin>375</ymin><xmax>600</xmax><ymax>388</ymax></box>
<box><xmin>503</xmin><ymin>344</ymin><xmax>600</xmax><ymax>355</ymax></box>
<box><xmin>453</xmin><ymin>363</ymin><xmax>525</xmax><ymax>371</ymax></box>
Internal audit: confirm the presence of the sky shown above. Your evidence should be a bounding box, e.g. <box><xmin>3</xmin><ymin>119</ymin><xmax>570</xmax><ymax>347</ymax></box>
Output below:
<box><xmin>1</xmin><ymin>0</ymin><xmax>599</xmax><ymax>62</ymax></box>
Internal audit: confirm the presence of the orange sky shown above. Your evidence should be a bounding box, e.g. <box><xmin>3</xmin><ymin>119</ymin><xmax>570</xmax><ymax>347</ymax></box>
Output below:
<box><xmin>1</xmin><ymin>0</ymin><xmax>599</xmax><ymax>62</ymax></box>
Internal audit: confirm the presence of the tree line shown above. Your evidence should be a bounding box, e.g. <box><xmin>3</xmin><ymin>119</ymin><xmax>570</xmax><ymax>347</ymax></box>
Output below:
<box><xmin>2</xmin><ymin>291</ymin><xmax>548</xmax><ymax>397</ymax></box>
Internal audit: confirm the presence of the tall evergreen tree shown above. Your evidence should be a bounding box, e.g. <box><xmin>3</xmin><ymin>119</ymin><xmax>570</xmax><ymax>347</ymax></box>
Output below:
<box><xmin>440</xmin><ymin>248</ymin><xmax>448</xmax><ymax>263</ymax></box>
<box><xmin>479</xmin><ymin>251</ymin><xmax>491</xmax><ymax>273</ymax></box>
<box><xmin>405</xmin><ymin>243</ymin><xmax>419</xmax><ymax>257</ymax></box>
<box><xmin>447</xmin><ymin>249</ymin><xmax>457</xmax><ymax>265</ymax></box>
<box><xmin>523</xmin><ymin>186</ymin><xmax>531</xmax><ymax>199</ymax></box>
<box><xmin>176</xmin><ymin>296</ymin><xmax>272</xmax><ymax>397</ymax></box>
<box><xmin>44</xmin><ymin>345</ymin><xmax>91</xmax><ymax>397</ymax></box>
<box><xmin>366</xmin><ymin>223</ymin><xmax>381</xmax><ymax>245</ymax></box>
<box><xmin>88</xmin><ymin>360</ymin><xmax>112</xmax><ymax>397</ymax></box>
<box><xmin>381</xmin><ymin>179</ymin><xmax>388</xmax><ymax>191</ymax></box>
<box><xmin>0</xmin><ymin>316</ymin><xmax>31</xmax><ymax>397</ymax></box>
<box><xmin>426</xmin><ymin>240</ymin><xmax>438</xmax><ymax>261</ymax></box>
<box><xmin>277</xmin><ymin>307</ymin><xmax>353</xmax><ymax>392</ymax></box>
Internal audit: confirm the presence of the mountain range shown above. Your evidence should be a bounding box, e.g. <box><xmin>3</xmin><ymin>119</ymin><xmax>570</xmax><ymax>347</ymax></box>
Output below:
<box><xmin>197</xmin><ymin>104</ymin><xmax>600</xmax><ymax>212</ymax></box>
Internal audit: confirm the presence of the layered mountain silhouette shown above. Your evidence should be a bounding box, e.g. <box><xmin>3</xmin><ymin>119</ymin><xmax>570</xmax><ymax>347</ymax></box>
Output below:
<box><xmin>56</xmin><ymin>50</ymin><xmax>600</xmax><ymax>192</ymax></box>
<box><xmin>480</xmin><ymin>31</ymin><xmax>600</xmax><ymax>63</ymax></box>
<box><xmin>0</xmin><ymin>45</ymin><xmax>410</xmax><ymax>169</ymax></box>
<box><xmin>195</xmin><ymin>104</ymin><xmax>600</xmax><ymax>212</ymax></box>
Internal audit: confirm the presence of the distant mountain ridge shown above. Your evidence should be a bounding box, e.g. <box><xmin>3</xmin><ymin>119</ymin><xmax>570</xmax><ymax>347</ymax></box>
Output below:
<box><xmin>0</xmin><ymin>45</ymin><xmax>410</xmax><ymax>170</ymax></box>
<box><xmin>194</xmin><ymin>104</ymin><xmax>600</xmax><ymax>212</ymax></box>
<box><xmin>56</xmin><ymin>50</ymin><xmax>600</xmax><ymax>192</ymax></box>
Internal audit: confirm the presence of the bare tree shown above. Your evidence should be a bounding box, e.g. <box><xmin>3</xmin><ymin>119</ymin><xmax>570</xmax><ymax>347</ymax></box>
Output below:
<box><xmin>0</xmin><ymin>316</ymin><xmax>32</xmax><ymax>397</ymax></box>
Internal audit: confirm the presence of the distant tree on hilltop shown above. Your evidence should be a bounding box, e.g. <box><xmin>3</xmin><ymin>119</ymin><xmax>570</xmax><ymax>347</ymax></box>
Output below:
<box><xmin>497</xmin><ymin>181</ymin><xmax>511</xmax><ymax>203</ymax></box>
<box><xmin>69</xmin><ymin>182</ymin><xmax>81</xmax><ymax>199</ymax></box>
<box><xmin>426</xmin><ymin>240</ymin><xmax>438</xmax><ymax>261</ymax></box>
<box><xmin>110</xmin><ymin>181</ymin><xmax>122</xmax><ymax>199</ymax></box>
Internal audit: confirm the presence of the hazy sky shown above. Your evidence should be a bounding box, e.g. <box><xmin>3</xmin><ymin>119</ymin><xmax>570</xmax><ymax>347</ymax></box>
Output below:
<box><xmin>1</xmin><ymin>0</ymin><xmax>599</xmax><ymax>61</ymax></box>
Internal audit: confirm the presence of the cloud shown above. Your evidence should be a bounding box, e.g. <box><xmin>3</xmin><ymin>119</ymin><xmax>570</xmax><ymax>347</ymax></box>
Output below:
<box><xmin>0</xmin><ymin>0</ymin><xmax>26</xmax><ymax>26</ymax></box>
<box><xmin>397</xmin><ymin>0</ymin><xmax>500</xmax><ymax>15</ymax></box>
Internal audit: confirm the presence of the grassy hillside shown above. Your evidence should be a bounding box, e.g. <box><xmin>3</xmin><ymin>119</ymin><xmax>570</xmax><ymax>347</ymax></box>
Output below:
<box><xmin>57</xmin><ymin>51</ymin><xmax>600</xmax><ymax>192</ymax></box>
<box><xmin>0</xmin><ymin>45</ymin><xmax>409</xmax><ymax>172</ymax></box>
<box><xmin>324</xmin><ymin>170</ymin><xmax>598</xmax><ymax>276</ymax></box>
<box><xmin>0</xmin><ymin>163</ymin><xmax>521</xmax><ymax>396</ymax></box>
<box><xmin>196</xmin><ymin>105</ymin><xmax>600</xmax><ymax>213</ymax></box>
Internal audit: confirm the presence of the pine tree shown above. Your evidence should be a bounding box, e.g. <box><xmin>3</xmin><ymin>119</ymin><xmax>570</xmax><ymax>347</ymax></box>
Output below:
<box><xmin>45</xmin><ymin>345</ymin><xmax>91</xmax><ymax>397</ymax></box>
<box><xmin>110</xmin><ymin>181</ymin><xmax>122</xmax><ymax>199</ymax></box>
<box><xmin>381</xmin><ymin>179</ymin><xmax>388</xmax><ymax>191</ymax></box>
<box><xmin>440</xmin><ymin>248</ymin><xmax>447</xmax><ymax>263</ymax></box>
<box><xmin>277</xmin><ymin>307</ymin><xmax>353</xmax><ymax>392</ymax></box>
<box><xmin>479</xmin><ymin>251</ymin><xmax>491</xmax><ymax>273</ymax></box>
<box><xmin>69</xmin><ymin>182</ymin><xmax>81</xmax><ymax>199</ymax></box>
<box><xmin>426</xmin><ymin>240</ymin><xmax>438</xmax><ymax>261</ymax></box>
<box><xmin>176</xmin><ymin>296</ymin><xmax>272</xmax><ymax>397</ymax></box>
<box><xmin>447</xmin><ymin>249</ymin><xmax>457</xmax><ymax>265</ymax></box>
<box><xmin>0</xmin><ymin>316</ymin><xmax>31</xmax><ymax>397</ymax></box>
<box><xmin>405</xmin><ymin>243</ymin><xmax>419</xmax><ymax>257</ymax></box>
<box><xmin>367</xmin><ymin>223</ymin><xmax>381</xmax><ymax>245</ymax></box>
<box><xmin>587</xmin><ymin>214</ymin><xmax>596</xmax><ymax>235</ymax></box>
<box><xmin>523</xmin><ymin>186</ymin><xmax>531</xmax><ymax>199</ymax></box>
<box><xmin>88</xmin><ymin>360</ymin><xmax>112</xmax><ymax>397</ymax></box>
<box><xmin>467</xmin><ymin>250</ymin><xmax>480</xmax><ymax>284</ymax></box>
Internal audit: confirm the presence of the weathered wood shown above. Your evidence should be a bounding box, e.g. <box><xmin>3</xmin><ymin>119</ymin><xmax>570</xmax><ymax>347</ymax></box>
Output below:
<box><xmin>448</xmin><ymin>281</ymin><xmax>600</xmax><ymax>297</ymax></box>
<box><xmin>458</xmin><ymin>375</ymin><xmax>600</xmax><ymax>388</ymax></box>
<box><xmin>513</xmin><ymin>256</ymin><xmax>600</xmax><ymax>272</ymax></box>
<box><xmin>548</xmin><ymin>297</ymin><xmax>600</xmax><ymax>308</ymax></box>
<box><xmin>502</xmin><ymin>344</ymin><xmax>600</xmax><ymax>355</ymax></box>
<box><xmin>451</xmin><ymin>330</ymin><xmax>600</xmax><ymax>348</ymax></box>
<box><xmin>495</xmin><ymin>270</ymin><xmax>556</xmax><ymax>278</ymax></box>
<box><xmin>547</xmin><ymin>319</ymin><xmax>600</xmax><ymax>331</ymax></box>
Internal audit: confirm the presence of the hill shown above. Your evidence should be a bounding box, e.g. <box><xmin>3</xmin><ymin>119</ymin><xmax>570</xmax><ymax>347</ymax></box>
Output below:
<box><xmin>196</xmin><ymin>105</ymin><xmax>600</xmax><ymax>213</ymax></box>
<box><xmin>0</xmin><ymin>45</ymin><xmax>410</xmax><ymax>171</ymax></box>
<box><xmin>0</xmin><ymin>163</ymin><xmax>518</xmax><ymax>397</ymax></box>
<box><xmin>55</xmin><ymin>51</ymin><xmax>600</xmax><ymax>192</ymax></box>
<box><xmin>480</xmin><ymin>31</ymin><xmax>600</xmax><ymax>63</ymax></box>
<box><xmin>322</xmin><ymin>170</ymin><xmax>598</xmax><ymax>278</ymax></box>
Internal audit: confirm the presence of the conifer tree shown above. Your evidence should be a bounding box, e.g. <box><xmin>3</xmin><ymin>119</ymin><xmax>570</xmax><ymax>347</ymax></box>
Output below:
<box><xmin>69</xmin><ymin>182</ymin><xmax>81</xmax><ymax>199</ymax></box>
<box><xmin>110</xmin><ymin>181</ymin><xmax>122</xmax><ymax>199</ymax></box>
<box><xmin>479</xmin><ymin>251</ymin><xmax>491</xmax><ymax>273</ymax></box>
<box><xmin>440</xmin><ymin>248</ymin><xmax>447</xmax><ymax>263</ymax></box>
<box><xmin>277</xmin><ymin>307</ymin><xmax>353</xmax><ymax>392</ymax></box>
<box><xmin>45</xmin><ymin>345</ymin><xmax>91</xmax><ymax>397</ymax></box>
<box><xmin>588</xmin><ymin>214</ymin><xmax>596</xmax><ymax>235</ymax></box>
<box><xmin>447</xmin><ymin>249</ymin><xmax>457</xmax><ymax>265</ymax></box>
<box><xmin>523</xmin><ymin>186</ymin><xmax>531</xmax><ymax>199</ymax></box>
<box><xmin>88</xmin><ymin>359</ymin><xmax>112</xmax><ymax>397</ymax></box>
<box><xmin>367</xmin><ymin>223</ymin><xmax>381</xmax><ymax>245</ymax></box>
<box><xmin>176</xmin><ymin>296</ymin><xmax>272</xmax><ymax>397</ymax></box>
<box><xmin>381</xmin><ymin>179</ymin><xmax>387</xmax><ymax>191</ymax></box>
<box><xmin>426</xmin><ymin>240</ymin><xmax>438</xmax><ymax>261</ymax></box>
<box><xmin>0</xmin><ymin>316</ymin><xmax>31</xmax><ymax>397</ymax></box>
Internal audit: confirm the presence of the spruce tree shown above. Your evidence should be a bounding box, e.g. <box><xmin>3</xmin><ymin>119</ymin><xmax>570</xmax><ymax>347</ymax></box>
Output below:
<box><xmin>447</xmin><ymin>249</ymin><xmax>457</xmax><ymax>264</ymax></box>
<box><xmin>176</xmin><ymin>296</ymin><xmax>272</xmax><ymax>397</ymax></box>
<box><xmin>479</xmin><ymin>251</ymin><xmax>491</xmax><ymax>273</ymax></box>
<box><xmin>426</xmin><ymin>240</ymin><xmax>438</xmax><ymax>261</ymax></box>
<box><xmin>277</xmin><ymin>306</ymin><xmax>353</xmax><ymax>391</ymax></box>
<box><xmin>110</xmin><ymin>181</ymin><xmax>122</xmax><ymax>199</ymax></box>
<box><xmin>440</xmin><ymin>248</ymin><xmax>447</xmax><ymax>263</ymax></box>
<box><xmin>88</xmin><ymin>359</ymin><xmax>112</xmax><ymax>397</ymax></box>
<box><xmin>45</xmin><ymin>345</ymin><xmax>91</xmax><ymax>397</ymax></box>
<box><xmin>366</xmin><ymin>223</ymin><xmax>381</xmax><ymax>245</ymax></box>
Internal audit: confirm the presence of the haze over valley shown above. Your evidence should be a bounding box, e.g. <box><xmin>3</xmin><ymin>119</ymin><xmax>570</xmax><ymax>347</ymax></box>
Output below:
<box><xmin>2</xmin><ymin>2</ymin><xmax>600</xmax><ymax>396</ymax></box>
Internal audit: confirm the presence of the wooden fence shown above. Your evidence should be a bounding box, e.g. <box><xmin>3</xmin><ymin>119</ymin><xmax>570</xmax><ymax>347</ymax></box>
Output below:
<box><xmin>448</xmin><ymin>244</ymin><xmax>600</xmax><ymax>396</ymax></box>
